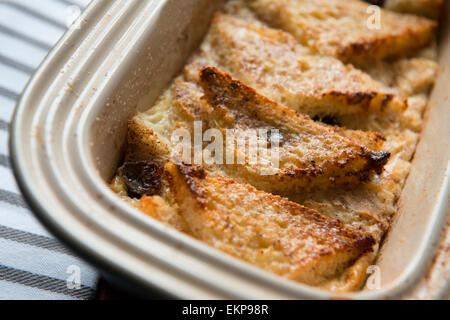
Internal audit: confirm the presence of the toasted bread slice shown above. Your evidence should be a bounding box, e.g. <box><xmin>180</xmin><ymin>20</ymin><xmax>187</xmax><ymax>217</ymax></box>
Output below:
<box><xmin>139</xmin><ymin>195</ymin><xmax>190</xmax><ymax>233</ymax></box>
<box><xmin>289</xmin><ymin>182</ymin><xmax>393</xmax><ymax>238</ymax></box>
<box><xmin>128</xmin><ymin>72</ymin><xmax>390</xmax><ymax>195</ymax></box>
<box><xmin>185</xmin><ymin>13</ymin><xmax>404</xmax><ymax>116</ymax></box>
<box><xmin>350</xmin><ymin>57</ymin><xmax>438</xmax><ymax>132</ymax></box>
<box><xmin>247</xmin><ymin>0</ymin><xmax>437</xmax><ymax>63</ymax></box>
<box><xmin>361</xmin><ymin>57</ymin><xmax>439</xmax><ymax>98</ymax></box>
<box><xmin>164</xmin><ymin>161</ymin><xmax>375</xmax><ymax>286</ymax></box>
<box><xmin>333</xmin><ymin>127</ymin><xmax>386</xmax><ymax>152</ymax></box>
<box><xmin>126</xmin><ymin>80</ymin><xmax>208</xmax><ymax>164</ymax></box>
<box><xmin>384</xmin><ymin>0</ymin><xmax>443</xmax><ymax>19</ymax></box>
<box><xmin>199</xmin><ymin>66</ymin><xmax>390</xmax><ymax>193</ymax></box>
<box><xmin>391</xmin><ymin>58</ymin><xmax>439</xmax><ymax>97</ymax></box>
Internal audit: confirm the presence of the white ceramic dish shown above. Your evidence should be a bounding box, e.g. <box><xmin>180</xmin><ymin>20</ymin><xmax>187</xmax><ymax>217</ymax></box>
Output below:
<box><xmin>10</xmin><ymin>0</ymin><xmax>450</xmax><ymax>299</ymax></box>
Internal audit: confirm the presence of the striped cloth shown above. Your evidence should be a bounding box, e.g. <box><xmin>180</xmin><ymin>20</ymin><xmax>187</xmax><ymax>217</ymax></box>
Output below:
<box><xmin>0</xmin><ymin>0</ymin><xmax>99</xmax><ymax>300</ymax></box>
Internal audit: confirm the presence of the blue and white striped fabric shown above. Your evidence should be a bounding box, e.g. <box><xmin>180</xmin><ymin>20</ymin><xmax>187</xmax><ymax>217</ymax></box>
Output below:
<box><xmin>0</xmin><ymin>0</ymin><xmax>99</xmax><ymax>300</ymax></box>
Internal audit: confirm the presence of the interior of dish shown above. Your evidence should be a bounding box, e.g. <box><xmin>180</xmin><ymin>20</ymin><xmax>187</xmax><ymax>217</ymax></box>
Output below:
<box><xmin>109</xmin><ymin>0</ymin><xmax>441</xmax><ymax>292</ymax></box>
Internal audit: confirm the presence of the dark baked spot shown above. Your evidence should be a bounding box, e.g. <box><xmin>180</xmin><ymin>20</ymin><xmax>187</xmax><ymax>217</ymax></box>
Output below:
<box><xmin>367</xmin><ymin>151</ymin><xmax>391</xmax><ymax>174</ymax></box>
<box><xmin>362</xmin><ymin>0</ymin><xmax>385</xmax><ymax>6</ymax></box>
<box><xmin>121</xmin><ymin>160</ymin><xmax>162</xmax><ymax>198</ymax></box>
<box><xmin>178</xmin><ymin>161</ymin><xmax>207</xmax><ymax>179</ymax></box>
<box><xmin>312</xmin><ymin>115</ymin><xmax>341</xmax><ymax>126</ymax></box>
<box><xmin>381</xmin><ymin>94</ymin><xmax>393</xmax><ymax>108</ymax></box>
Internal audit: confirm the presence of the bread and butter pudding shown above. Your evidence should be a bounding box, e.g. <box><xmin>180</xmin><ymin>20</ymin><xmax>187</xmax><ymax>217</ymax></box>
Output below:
<box><xmin>111</xmin><ymin>0</ymin><xmax>440</xmax><ymax>292</ymax></box>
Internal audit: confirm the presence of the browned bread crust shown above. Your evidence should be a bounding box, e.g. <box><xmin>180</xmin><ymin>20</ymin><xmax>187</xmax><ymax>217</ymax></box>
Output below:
<box><xmin>247</xmin><ymin>0</ymin><xmax>437</xmax><ymax>63</ymax></box>
<box><xmin>199</xmin><ymin>66</ymin><xmax>390</xmax><ymax>193</ymax></box>
<box><xmin>164</xmin><ymin>161</ymin><xmax>375</xmax><ymax>285</ymax></box>
<box><xmin>126</xmin><ymin>67</ymin><xmax>390</xmax><ymax>196</ymax></box>
<box><xmin>184</xmin><ymin>12</ymin><xmax>405</xmax><ymax>117</ymax></box>
<box><xmin>384</xmin><ymin>0</ymin><xmax>444</xmax><ymax>19</ymax></box>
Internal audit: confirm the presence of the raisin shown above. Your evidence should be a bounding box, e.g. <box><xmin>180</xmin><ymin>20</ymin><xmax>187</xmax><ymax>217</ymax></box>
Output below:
<box><xmin>312</xmin><ymin>115</ymin><xmax>341</xmax><ymax>127</ymax></box>
<box><xmin>121</xmin><ymin>160</ymin><xmax>161</xmax><ymax>198</ymax></box>
<box><xmin>363</xmin><ymin>0</ymin><xmax>385</xmax><ymax>6</ymax></box>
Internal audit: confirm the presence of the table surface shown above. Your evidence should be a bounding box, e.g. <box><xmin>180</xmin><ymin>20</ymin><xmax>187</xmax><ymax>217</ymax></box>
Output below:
<box><xmin>0</xmin><ymin>0</ymin><xmax>99</xmax><ymax>300</ymax></box>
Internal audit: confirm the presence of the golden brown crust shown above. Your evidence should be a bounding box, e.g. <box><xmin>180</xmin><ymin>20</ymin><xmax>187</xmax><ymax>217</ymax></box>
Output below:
<box><xmin>247</xmin><ymin>0</ymin><xmax>437</xmax><ymax>63</ymax></box>
<box><xmin>139</xmin><ymin>195</ymin><xmax>189</xmax><ymax>233</ymax></box>
<box><xmin>390</xmin><ymin>58</ymin><xmax>439</xmax><ymax>98</ymax></box>
<box><xmin>126</xmin><ymin>117</ymin><xmax>171</xmax><ymax>164</ymax></box>
<box><xmin>165</xmin><ymin>161</ymin><xmax>375</xmax><ymax>285</ymax></box>
<box><xmin>185</xmin><ymin>12</ymin><xmax>405</xmax><ymax>116</ymax></box>
<box><xmin>321</xmin><ymin>248</ymin><xmax>378</xmax><ymax>292</ymax></box>
<box><xmin>199</xmin><ymin>66</ymin><xmax>390</xmax><ymax>193</ymax></box>
<box><xmin>360</xmin><ymin>57</ymin><xmax>439</xmax><ymax>98</ymax></box>
<box><xmin>333</xmin><ymin>127</ymin><xmax>386</xmax><ymax>152</ymax></box>
<box><xmin>384</xmin><ymin>0</ymin><xmax>444</xmax><ymax>19</ymax></box>
<box><xmin>128</xmin><ymin>69</ymin><xmax>390</xmax><ymax>195</ymax></box>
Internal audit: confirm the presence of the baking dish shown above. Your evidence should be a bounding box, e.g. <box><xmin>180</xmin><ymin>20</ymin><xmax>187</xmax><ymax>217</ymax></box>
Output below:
<box><xmin>9</xmin><ymin>0</ymin><xmax>450</xmax><ymax>299</ymax></box>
